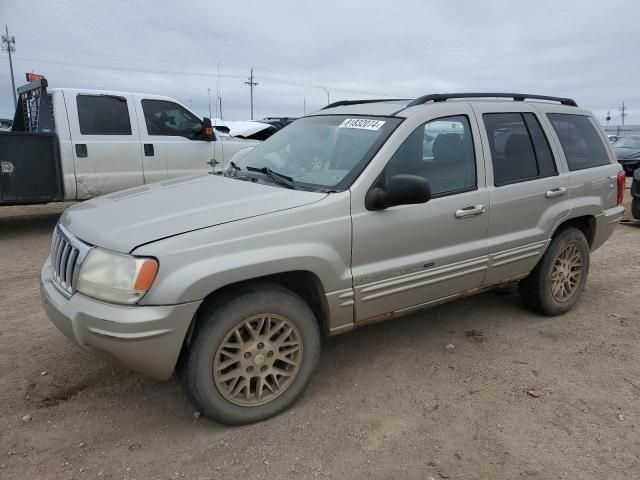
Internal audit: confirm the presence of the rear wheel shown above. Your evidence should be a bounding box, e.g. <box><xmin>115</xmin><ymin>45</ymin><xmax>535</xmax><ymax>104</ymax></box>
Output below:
<box><xmin>184</xmin><ymin>284</ymin><xmax>320</xmax><ymax>425</ymax></box>
<box><xmin>519</xmin><ymin>227</ymin><xmax>590</xmax><ymax>316</ymax></box>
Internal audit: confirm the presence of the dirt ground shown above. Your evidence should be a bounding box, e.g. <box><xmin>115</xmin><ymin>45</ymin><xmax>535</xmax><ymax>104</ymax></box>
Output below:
<box><xmin>1</xmin><ymin>190</ymin><xmax>639</xmax><ymax>480</ymax></box>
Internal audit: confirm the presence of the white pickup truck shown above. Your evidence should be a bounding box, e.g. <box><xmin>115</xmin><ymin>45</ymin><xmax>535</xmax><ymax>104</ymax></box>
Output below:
<box><xmin>0</xmin><ymin>79</ymin><xmax>257</xmax><ymax>204</ymax></box>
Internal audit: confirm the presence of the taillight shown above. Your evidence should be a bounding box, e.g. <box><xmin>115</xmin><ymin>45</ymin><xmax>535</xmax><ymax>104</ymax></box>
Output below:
<box><xmin>617</xmin><ymin>170</ymin><xmax>625</xmax><ymax>206</ymax></box>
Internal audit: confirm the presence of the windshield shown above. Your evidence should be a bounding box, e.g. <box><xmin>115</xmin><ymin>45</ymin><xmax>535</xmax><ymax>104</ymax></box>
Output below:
<box><xmin>613</xmin><ymin>136</ymin><xmax>640</xmax><ymax>149</ymax></box>
<box><xmin>230</xmin><ymin>115</ymin><xmax>402</xmax><ymax>190</ymax></box>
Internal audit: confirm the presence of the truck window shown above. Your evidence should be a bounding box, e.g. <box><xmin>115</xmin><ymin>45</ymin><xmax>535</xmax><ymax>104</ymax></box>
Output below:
<box><xmin>77</xmin><ymin>95</ymin><xmax>132</xmax><ymax>135</ymax></box>
<box><xmin>141</xmin><ymin>100</ymin><xmax>202</xmax><ymax>139</ymax></box>
<box><xmin>483</xmin><ymin>113</ymin><xmax>557</xmax><ymax>186</ymax></box>
<box><xmin>546</xmin><ymin>114</ymin><xmax>609</xmax><ymax>171</ymax></box>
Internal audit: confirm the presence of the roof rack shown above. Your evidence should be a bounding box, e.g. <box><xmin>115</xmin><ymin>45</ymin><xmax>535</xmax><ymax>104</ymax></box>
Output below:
<box><xmin>322</xmin><ymin>98</ymin><xmax>410</xmax><ymax>110</ymax></box>
<box><xmin>406</xmin><ymin>93</ymin><xmax>578</xmax><ymax>108</ymax></box>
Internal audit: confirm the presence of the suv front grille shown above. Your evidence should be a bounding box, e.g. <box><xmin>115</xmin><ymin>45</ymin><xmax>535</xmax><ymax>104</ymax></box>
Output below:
<box><xmin>50</xmin><ymin>224</ymin><xmax>91</xmax><ymax>297</ymax></box>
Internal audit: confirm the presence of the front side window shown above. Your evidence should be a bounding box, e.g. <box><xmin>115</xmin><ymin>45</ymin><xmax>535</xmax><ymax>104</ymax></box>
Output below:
<box><xmin>483</xmin><ymin>112</ymin><xmax>557</xmax><ymax>185</ymax></box>
<box><xmin>142</xmin><ymin>100</ymin><xmax>203</xmax><ymax>139</ymax></box>
<box><xmin>232</xmin><ymin>115</ymin><xmax>402</xmax><ymax>190</ymax></box>
<box><xmin>384</xmin><ymin>115</ymin><xmax>476</xmax><ymax>196</ymax></box>
<box><xmin>547</xmin><ymin>114</ymin><xmax>610</xmax><ymax>170</ymax></box>
<box><xmin>77</xmin><ymin>95</ymin><xmax>131</xmax><ymax>135</ymax></box>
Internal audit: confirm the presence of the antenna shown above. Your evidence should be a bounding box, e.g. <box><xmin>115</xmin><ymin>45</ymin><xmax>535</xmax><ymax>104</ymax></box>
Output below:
<box><xmin>1</xmin><ymin>25</ymin><xmax>17</xmax><ymax>109</ymax></box>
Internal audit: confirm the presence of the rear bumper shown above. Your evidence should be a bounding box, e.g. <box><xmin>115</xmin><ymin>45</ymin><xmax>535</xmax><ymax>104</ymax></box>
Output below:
<box><xmin>40</xmin><ymin>257</ymin><xmax>201</xmax><ymax>380</ymax></box>
<box><xmin>592</xmin><ymin>205</ymin><xmax>625</xmax><ymax>251</ymax></box>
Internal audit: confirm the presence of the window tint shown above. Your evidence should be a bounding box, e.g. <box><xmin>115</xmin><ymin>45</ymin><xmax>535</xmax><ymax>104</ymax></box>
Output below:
<box><xmin>142</xmin><ymin>100</ymin><xmax>203</xmax><ymax>139</ymax></box>
<box><xmin>547</xmin><ymin>114</ymin><xmax>610</xmax><ymax>170</ymax></box>
<box><xmin>77</xmin><ymin>95</ymin><xmax>131</xmax><ymax>135</ymax></box>
<box><xmin>523</xmin><ymin>113</ymin><xmax>557</xmax><ymax>177</ymax></box>
<box><xmin>385</xmin><ymin>115</ymin><xmax>476</xmax><ymax>196</ymax></box>
<box><xmin>483</xmin><ymin>113</ymin><xmax>557</xmax><ymax>185</ymax></box>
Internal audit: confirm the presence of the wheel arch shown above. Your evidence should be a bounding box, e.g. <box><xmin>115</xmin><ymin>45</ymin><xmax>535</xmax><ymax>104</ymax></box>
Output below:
<box><xmin>180</xmin><ymin>270</ymin><xmax>330</xmax><ymax>358</ymax></box>
<box><xmin>550</xmin><ymin>214</ymin><xmax>596</xmax><ymax>248</ymax></box>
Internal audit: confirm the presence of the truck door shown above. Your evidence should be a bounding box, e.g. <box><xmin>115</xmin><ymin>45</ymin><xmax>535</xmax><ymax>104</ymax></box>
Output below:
<box><xmin>134</xmin><ymin>96</ymin><xmax>213</xmax><ymax>182</ymax></box>
<box><xmin>66</xmin><ymin>91</ymin><xmax>144</xmax><ymax>198</ymax></box>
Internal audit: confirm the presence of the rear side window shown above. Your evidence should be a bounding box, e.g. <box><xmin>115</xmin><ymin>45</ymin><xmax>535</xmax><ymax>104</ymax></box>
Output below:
<box><xmin>77</xmin><ymin>95</ymin><xmax>132</xmax><ymax>135</ymax></box>
<box><xmin>483</xmin><ymin>113</ymin><xmax>557</xmax><ymax>185</ymax></box>
<box><xmin>547</xmin><ymin>114</ymin><xmax>610</xmax><ymax>170</ymax></box>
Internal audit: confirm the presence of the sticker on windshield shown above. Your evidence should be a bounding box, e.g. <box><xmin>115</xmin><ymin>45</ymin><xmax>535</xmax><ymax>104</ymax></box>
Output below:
<box><xmin>338</xmin><ymin>118</ymin><xmax>386</xmax><ymax>131</ymax></box>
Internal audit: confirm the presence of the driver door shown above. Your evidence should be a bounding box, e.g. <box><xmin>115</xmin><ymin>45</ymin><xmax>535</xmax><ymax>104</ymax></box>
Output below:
<box><xmin>350</xmin><ymin>106</ymin><xmax>490</xmax><ymax>322</ymax></box>
<box><xmin>134</xmin><ymin>96</ymin><xmax>213</xmax><ymax>182</ymax></box>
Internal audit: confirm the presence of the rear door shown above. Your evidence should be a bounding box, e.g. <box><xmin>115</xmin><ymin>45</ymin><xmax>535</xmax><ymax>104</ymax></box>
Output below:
<box><xmin>350</xmin><ymin>105</ymin><xmax>490</xmax><ymax>322</ymax></box>
<box><xmin>66</xmin><ymin>91</ymin><xmax>144</xmax><ymax>198</ymax></box>
<box><xmin>134</xmin><ymin>96</ymin><xmax>213</xmax><ymax>181</ymax></box>
<box><xmin>473</xmin><ymin>103</ymin><xmax>570</xmax><ymax>285</ymax></box>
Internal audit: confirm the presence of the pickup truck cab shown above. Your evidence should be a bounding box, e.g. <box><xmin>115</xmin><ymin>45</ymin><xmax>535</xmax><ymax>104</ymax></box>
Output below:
<box><xmin>0</xmin><ymin>79</ymin><xmax>256</xmax><ymax>204</ymax></box>
<box><xmin>40</xmin><ymin>93</ymin><xmax>625</xmax><ymax>425</ymax></box>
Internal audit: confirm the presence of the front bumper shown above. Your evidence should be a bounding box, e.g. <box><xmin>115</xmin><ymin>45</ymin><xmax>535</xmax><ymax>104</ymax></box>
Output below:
<box><xmin>591</xmin><ymin>205</ymin><xmax>625</xmax><ymax>251</ymax></box>
<box><xmin>40</xmin><ymin>257</ymin><xmax>202</xmax><ymax>380</ymax></box>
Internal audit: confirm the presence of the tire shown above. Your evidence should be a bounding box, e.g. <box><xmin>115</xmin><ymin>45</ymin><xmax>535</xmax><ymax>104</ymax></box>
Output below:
<box><xmin>519</xmin><ymin>227</ymin><xmax>590</xmax><ymax>316</ymax></box>
<box><xmin>632</xmin><ymin>199</ymin><xmax>640</xmax><ymax>220</ymax></box>
<box><xmin>184</xmin><ymin>283</ymin><xmax>320</xmax><ymax>425</ymax></box>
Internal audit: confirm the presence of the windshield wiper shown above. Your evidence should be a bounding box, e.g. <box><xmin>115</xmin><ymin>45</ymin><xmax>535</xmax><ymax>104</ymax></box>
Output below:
<box><xmin>246</xmin><ymin>166</ymin><xmax>297</xmax><ymax>189</ymax></box>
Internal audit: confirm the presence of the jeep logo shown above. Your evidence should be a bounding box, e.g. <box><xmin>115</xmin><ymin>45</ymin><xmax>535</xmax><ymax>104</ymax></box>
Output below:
<box><xmin>1</xmin><ymin>161</ymin><xmax>14</xmax><ymax>174</ymax></box>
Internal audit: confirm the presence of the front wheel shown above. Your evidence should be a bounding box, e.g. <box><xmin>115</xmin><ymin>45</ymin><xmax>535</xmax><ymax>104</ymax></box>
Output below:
<box><xmin>519</xmin><ymin>227</ymin><xmax>590</xmax><ymax>316</ymax></box>
<box><xmin>184</xmin><ymin>284</ymin><xmax>320</xmax><ymax>425</ymax></box>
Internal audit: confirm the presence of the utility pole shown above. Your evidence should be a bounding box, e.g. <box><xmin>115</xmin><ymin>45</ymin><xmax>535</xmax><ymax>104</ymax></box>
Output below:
<box><xmin>1</xmin><ymin>25</ymin><xmax>17</xmax><ymax>109</ymax></box>
<box><xmin>619</xmin><ymin>102</ymin><xmax>628</xmax><ymax>126</ymax></box>
<box><xmin>245</xmin><ymin>67</ymin><xmax>258</xmax><ymax>120</ymax></box>
<box><xmin>207</xmin><ymin>88</ymin><xmax>212</xmax><ymax>118</ymax></box>
<box><xmin>320</xmin><ymin>86</ymin><xmax>330</xmax><ymax>105</ymax></box>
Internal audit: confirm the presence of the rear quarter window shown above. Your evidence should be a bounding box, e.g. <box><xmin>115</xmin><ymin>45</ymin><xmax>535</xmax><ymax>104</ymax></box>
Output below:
<box><xmin>546</xmin><ymin>114</ymin><xmax>610</xmax><ymax>170</ymax></box>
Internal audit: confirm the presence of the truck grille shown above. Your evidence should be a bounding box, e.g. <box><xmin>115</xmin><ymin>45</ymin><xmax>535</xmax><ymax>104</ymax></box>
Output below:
<box><xmin>50</xmin><ymin>224</ymin><xmax>91</xmax><ymax>297</ymax></box>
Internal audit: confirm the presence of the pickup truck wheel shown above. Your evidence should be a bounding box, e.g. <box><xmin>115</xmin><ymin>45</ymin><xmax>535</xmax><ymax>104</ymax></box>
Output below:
<box><xmin>519</xmin><ymin>227</ymin><xmax>590</xmax><ymax>316</ymax></box>
<box><xmin>184</xmin><ymin>284</ymin><xmax>320</xmax><ymax>425</ymax></box>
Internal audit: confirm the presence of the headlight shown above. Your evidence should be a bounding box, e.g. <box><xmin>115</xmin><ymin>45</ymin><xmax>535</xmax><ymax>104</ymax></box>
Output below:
<box><xmin>76</xmin><ymin>248</ymin><xmax>158</xmax><ymax>304</ymax></box>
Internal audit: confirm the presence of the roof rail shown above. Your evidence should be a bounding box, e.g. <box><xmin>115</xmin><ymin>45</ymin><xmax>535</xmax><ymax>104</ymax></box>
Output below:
<box><xmin>322</xmin><ymin>98</ymin><xmax>410</xmax><ymax>110</ymax></box>
<box><xmin>406</xmin><ymin>93</ymin><xmax>578</xmax><ymax>108</ymax></box>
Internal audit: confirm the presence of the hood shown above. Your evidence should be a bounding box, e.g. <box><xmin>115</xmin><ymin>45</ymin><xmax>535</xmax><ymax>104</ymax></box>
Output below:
<box><xmin>61</xmin><ymin>175</ymin><xmax>327</xmax><ymax>252</ymax></box>
<box><xmin>614</xmin><ymin>147</ymin><xmax>640</xmax><ymax>160</ymax></box>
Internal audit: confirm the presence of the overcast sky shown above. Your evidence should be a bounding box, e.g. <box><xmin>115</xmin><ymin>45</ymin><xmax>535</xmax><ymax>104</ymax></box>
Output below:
<box><xmin>1</xmin><ymin>0</ymin><xmax>639</xmax><ymax>124</ymax></box>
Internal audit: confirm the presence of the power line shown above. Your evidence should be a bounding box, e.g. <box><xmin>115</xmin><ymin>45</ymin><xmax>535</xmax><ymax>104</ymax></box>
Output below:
<box><xmin>244</xmin><ymin>67</ymin><xmax>258</xmax><ymax>120</ymax></box>
<box><xmin>1</xmin><ymin>25</ymin><xmax>17</xmax><ymax>109</ymax></box>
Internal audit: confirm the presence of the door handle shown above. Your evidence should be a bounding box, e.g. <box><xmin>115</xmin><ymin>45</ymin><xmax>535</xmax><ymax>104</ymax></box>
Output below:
<box><xmin>545</xmin><ymin>187</ymin><xmax>567</xmax><ymax>199</ymax></box>
<box><xmin>144</xmin><ymin>144</ymin><xmax>154</xmax><ymax>156</ymax></box>
<box><xmin>75</xmin><ymin>144</ymin><xmax>87</xmax><ymax>158</ymax></box>
<box><xmin>455</xmin><ymin>204</ymin><xmax>485</xmax><ymax>219</ymax></box>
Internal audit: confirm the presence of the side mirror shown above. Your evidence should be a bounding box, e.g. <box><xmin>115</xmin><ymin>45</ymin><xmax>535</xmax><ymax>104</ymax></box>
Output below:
<box><xmin>202</xmin><ymin>117</ymin><xmax>215</xmax><ymax>141</ymax></box>
<box><xmin>366</xmin><ymin>174</ymin><xmax>431</xmax><ymax>210</ymax></box>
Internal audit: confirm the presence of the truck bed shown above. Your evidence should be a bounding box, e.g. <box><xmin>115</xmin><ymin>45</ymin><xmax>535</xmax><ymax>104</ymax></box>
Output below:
<box><xmin>0</xmin><ymin>131</ymin><xmax>63</xmax><ymax>205</ymax></box>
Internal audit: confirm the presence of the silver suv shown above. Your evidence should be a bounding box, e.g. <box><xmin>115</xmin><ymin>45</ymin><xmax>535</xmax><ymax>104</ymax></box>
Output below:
<box><xmin>41</xmin><ymin>93</ymin><xmax>626</xmax><ymax>424</ymax></box>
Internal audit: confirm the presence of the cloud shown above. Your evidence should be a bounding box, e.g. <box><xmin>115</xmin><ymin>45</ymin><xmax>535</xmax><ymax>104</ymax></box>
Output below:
<box><xmin>1</xmin><ymin>0</ymin><xmax>639</xmax><ymax>124</ymax></box>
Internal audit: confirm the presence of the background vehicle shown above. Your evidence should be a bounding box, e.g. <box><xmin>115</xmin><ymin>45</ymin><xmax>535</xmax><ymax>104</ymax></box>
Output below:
<box><xmin>0</xmin><ymin>79</ymin><xmax>258</xmax><ymax>205</ymax></box>
<box><xmin>41</xmin><ymin>93</ymin><xmax>625</xmax><ymax>425</ymax></box>
<box><xmin>612</xmin><ymin>135</ymin><xmax>640</xmax><ymax>174</ymax></box>
<box><xmin>631</xmin><ymin>169</ymin><xmax>640</xmax><ymax>219</ymax></box>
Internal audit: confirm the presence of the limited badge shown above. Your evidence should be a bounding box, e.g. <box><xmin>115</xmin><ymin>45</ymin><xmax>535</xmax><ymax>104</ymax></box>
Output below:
<box><xmin>1</xmin><ymin>161</ymin><xmax>14</xmax><ymax>174</ymax></box>
<box><xmin>338</xmin><ymin>118</ymin><xmax>386</xmax><ymax>131</ymax></box>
